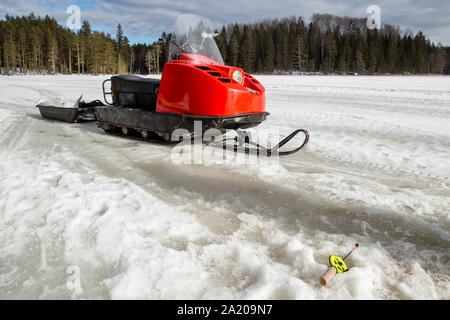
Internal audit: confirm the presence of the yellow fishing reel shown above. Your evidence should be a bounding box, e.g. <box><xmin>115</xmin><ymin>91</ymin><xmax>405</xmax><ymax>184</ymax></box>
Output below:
<box><xmin>329</xmin><ymin>255</ymin><xmax>348</xmax><ymax>273</ymax></box>
<box><xmin>320</xmin><ymin>244</ymin><xmax>358</xmax><ymax>286</ymax></box>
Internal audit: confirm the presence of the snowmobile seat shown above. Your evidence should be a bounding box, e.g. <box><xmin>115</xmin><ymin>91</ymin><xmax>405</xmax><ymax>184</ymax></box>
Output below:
<box><xmin>110</xmin><ymin>75</ymin><xmax>160</xmax><ymax>110</ymax></box>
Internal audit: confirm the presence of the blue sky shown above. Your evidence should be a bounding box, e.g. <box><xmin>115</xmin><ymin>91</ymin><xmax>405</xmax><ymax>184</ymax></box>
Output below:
<box><xmin>0</xmin><ymin>0</ymin><xmax>448</xmax><ymax>45</ymax></box>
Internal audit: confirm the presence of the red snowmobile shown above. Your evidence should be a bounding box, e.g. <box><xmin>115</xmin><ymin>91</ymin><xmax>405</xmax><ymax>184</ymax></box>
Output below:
<box><xmin>37</xmin><ymin>14</ymin><xmax>309</xmax><ymax>156</ymax></box>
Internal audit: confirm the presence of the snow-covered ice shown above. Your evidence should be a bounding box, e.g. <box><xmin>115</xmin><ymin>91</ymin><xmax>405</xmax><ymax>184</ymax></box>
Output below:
<box><xmin>0</xmin><ymin>74</ymin><xmax>449</xmax><ymax>299</ymax></box>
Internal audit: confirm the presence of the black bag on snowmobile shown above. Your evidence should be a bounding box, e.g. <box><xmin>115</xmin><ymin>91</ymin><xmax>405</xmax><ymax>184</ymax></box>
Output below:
<box><xmin>103</xmin><ymin>75</ymin><xmax>160</xmax><ymax>110</ymax></box>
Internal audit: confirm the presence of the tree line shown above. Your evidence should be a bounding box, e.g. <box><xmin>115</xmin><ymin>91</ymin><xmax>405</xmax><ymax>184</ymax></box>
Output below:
<box><xmin>1</xmin><ymin>13</ymin><xmax>448</xmax><ymax>75</ymax></box>
<box><xmin>0</xmin><ymin>14</ymin><xmax>169</xmax><ymax>75</ymax></box>
<box><xmin>215</xmin><ymin>14</ymin><xmax>447</xmax><ymax>74</ymax></box>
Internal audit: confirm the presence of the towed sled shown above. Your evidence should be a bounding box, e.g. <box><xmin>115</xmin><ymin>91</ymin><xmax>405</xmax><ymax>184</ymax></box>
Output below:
<box><xmin>36</xmin><ymin>93</ymin><xmax>104</xmax><ymax>123</ymax></box>
<box><xmin>35</xmin><ymin>14</ymin><xmax>309</xmax><ymax>156</ymax></box>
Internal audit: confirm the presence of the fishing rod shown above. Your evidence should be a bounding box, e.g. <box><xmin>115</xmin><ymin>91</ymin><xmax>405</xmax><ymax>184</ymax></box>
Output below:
<box><xmin>320</xmin><ymin>243</ymin><xmax>359</xmax><ymax>286</ymax></box>
<box><xmin>342</xmin><ymin>243</ymin><xmax>359</xmax><ymax>261</ymax></box>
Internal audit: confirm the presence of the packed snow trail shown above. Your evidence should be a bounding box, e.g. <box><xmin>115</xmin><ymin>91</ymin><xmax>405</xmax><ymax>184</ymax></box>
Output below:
<box><xmin>0</xmin><ymin>75</ymin><xmax>449</xmax><ymax>299</ymax></box>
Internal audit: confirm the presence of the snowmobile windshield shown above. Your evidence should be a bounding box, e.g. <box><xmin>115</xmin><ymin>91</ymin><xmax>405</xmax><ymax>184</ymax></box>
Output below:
<box><xmin>169</xmin><ymin>14</ymin><xmax>224</xmax><ymax>65</ymax></box>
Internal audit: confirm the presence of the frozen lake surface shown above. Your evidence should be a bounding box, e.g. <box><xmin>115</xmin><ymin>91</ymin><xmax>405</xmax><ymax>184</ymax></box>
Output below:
<box><xmin>0</xmin><ymin>74</ymin><xmax>449</xmax><ymax>299</ymax></box>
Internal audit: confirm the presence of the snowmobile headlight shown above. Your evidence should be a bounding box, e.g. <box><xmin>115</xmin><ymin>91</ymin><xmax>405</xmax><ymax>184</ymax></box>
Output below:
<box><xmin>232</xmin><ymin>70</ymin><xmax>243</xmax><ymax>84</ymax></box>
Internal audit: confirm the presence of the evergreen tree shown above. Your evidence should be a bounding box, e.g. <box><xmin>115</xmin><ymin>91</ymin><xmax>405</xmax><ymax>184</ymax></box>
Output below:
<box><xmin>367</xmin><ymin>32</ymin><xmax>378</xmax><ymax>74</ymax></box>
<box><xmin>386</xmin><ymin>33</ymin><xmax>398</xmax><ymax>73</ymax></box>
<box><xmin>79</xmin><ymin>21</ymin><xmax>91</xmax><ymax>73</ymax></box>
<box><xmin>323</xmin><ymin>29</ymin><xmax>337</xmax><ymax>73</ymax></box>
<box><xmin>103</xmin><ymin>35</ymin><xmax>117</xmax><ymax>74</ymax></box>
<box><xmin>240</xmin><ymin>26</ymin><xmax>256</xmax><ymax>72</ymax></box>
<box><xmin>263</xmin><ymin>29</ymin><xmax>275</xmax><ymax>73</ymax></box>
<box><xmin>65</xmin><ymin>30</ymin><xmax>74</xmax><ymax>73</ymax></box>
<box><xmin>413</xmin><ymin>32</ymin><xmax>427</xmax><ymax>73</ymax></box>
<box><xmin>17</xmin><ymin>25</ymin><xmax>27</xmax><ymax>72</ymax></box>
<box><xmin>116</xmin><ymin>23</ymin><xmax>125</xmax><ymax>73</ymax></box>
<box><xmin>274</xmin><ymin>23</ymin><xmax>289</xmax><ymax>71</ymax></box>
<box><xmin>337</xmin><ymin>37</ymin><xmax>350</xmax><ymax>73</ymax></box>
<box><xmin>228</xmin><ymin>24</ymin><xmax>240</xmax><ymax>67</ymax></box>
<box><xmin>216</xmin><ymin>26</ymin><xmax>228</xmax><ymax>62</ymax></box>
<box><xmin>47</xmin><ymin>29</ymin><xmax>58</xmax><ymax>73</ymax></box>
<box><xmin>4</xmin><ymin>33</ymin><xmax>17</xmax><ymax>72</ymax></box>
<box><xmin>355</xmin><ymin>47</ymin><xmax>366</xmax><ymax>74</ymax></box>
<box><xmin>306</xmin><ymin>22</ymin><xmax>318</xmax><ymax>72</ymax></box>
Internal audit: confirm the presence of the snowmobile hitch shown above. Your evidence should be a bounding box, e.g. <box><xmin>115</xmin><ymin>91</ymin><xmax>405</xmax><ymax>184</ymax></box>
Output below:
<box><xmin>215</xmin><ymin>129</ymin><xmax>309</xmax><ymax>157</ymax></box>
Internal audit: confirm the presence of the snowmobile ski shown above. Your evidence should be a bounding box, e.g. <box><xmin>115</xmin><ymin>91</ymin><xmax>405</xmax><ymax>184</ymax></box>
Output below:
<box><xmin>211</xmin><ymin>129</ymin><xmax>309</xmax><ymax>157</ymax></box>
